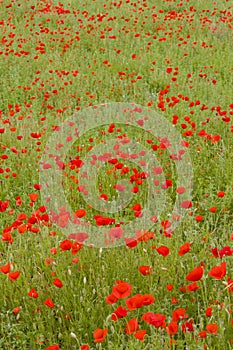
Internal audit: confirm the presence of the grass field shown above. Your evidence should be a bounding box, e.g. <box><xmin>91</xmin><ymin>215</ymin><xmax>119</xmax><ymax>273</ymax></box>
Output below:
<box><xmin>0</xmin><ymin>0</ymin><xmax>233</xmax><ymax>349</ymax></box>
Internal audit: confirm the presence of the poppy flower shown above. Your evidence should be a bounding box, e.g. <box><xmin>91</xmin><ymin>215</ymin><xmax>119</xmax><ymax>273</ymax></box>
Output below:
<box><xmin>75</xmin><ymin>209</ymin><xmax>86</xmax><ymax>218</ymax></box>
<box><xmin>45</xmin><ymin>346</ymin><xmax>59</xmax><ymax>350</ymax></box>
<box><xmin>111</xmin><ymin>306</ymin><xmax>128</xmax><ymax>321</ymax></box>
<box><xmin>187</xmin><ymin>282</ymin><xmax>200</xmax><ymax>292</ymax></box>
<box><xmin>112</xmin><ymin>280</ymin><xmax>132</xmax><ymax>299</ymax></box>
<box><xmin>209</xmin><ymin>206</ymin><xmax>217</xmax><ymax>213</ymax></box>
<box><xmin>217</xmin><ymin>191</ymin><xmax>225</xmax><ymax>197</ymax></box>
<box><xmin>0</xmin><ymin>201</ymin><xmax>8</xmax><ymax>212</ymax></box>
<box><xmin>44</xmin><ymin>298</ymin><xmax>55</xmax><ymax>308</ymax></box>
<box><xmin>126</xmin><ymin>294</ymin><xmax>144</xmax><ymax>310</ymax></box>
<box><xmin>206</xmin><ymin>323</ymin><xmax>218</xmax><ymax>335</ymax></box>
<box><xmin>126</xmin><ymin>318</ymin><xmax>139</xmax><ymax>334</ymax></box>
<box><xmin>8</xmin><ymin>271</ymin><xmax>20</xmax><ymax>281</ymax></box>
<box><xmin>167</xmin><ymin>321</ymin><xmax>179</xmax><ymax>335</ymax></box>
<box><xmin>138</xmin><ymin>231</ymin><xmax>154</xmax><ymax>242</ymax></box>
<box><xmin>106</xmin><ymin>293</ymin><xmax>118</xmax><ymax>304</ymax></box>
<box><xmin>95</xmin><ymin>215</ymin><xmax>115</xmax><ymax>226</ymax></box>
<box><xmin>156</xmin><ymin>245</ymin><xmax>170</xmax><ymax>257</ymax></box>
<box><xmin>186</xmin><ymin>264</ymin><xmax>204</xmax><ymax>281</ymax></box>
<box><xmin>199</xmin><ymin>331</ymin><xmax>207</xmax><ymax>338</ymax></box>
<box><xmin>93</xmin><ymin>328</ymin><xmax>108</xmax><ymax>343</ymax></box>
<box><xmin>178</xmin><ymin>242</ymin><xmax>191</xmax><ymax>256</ymax></box>
<box><xmin>0</xmin><ymin>263</ymin><xmax>11</xmax><ymax>274</ymax></box>
<box><xmin>205</xmin><ymin>308</ymin><xmax>212</xmax><ymax>317</ymax></box>
<box><xmin>124</xmin><ymin>237</ymin><xmax>138</xmax><ymax>248</ymax></box>
<box><xmin>142</xmin><ymin>312</ymin><xmax>166</xmax><ymax>328</ymax></box>
<box><xmin>176</xmin><ymin>187</ymin><xmax>186</xmax><ymax>194</ymax></box>
<box><xmin>28</xmin><ymin>288</ymin><xmax>39</xmax><ymax>298</ymax></box>
<box><xmin>13</xmin><ymin>307</ymin><xmax>21</xmax><ymax>314</ymax></box>
<box><xmin>138</xmin><ymin>265</ymin><xmax>152</xmax><ymax>275</ymax></box>
<box><xmin>53</xmin><ymin>278</ymin><xmax>63</xmax><ymax>288</ymax></box>
<box><xmin>29</xmin><ymin>193</ymin><xmax>39</xmax><ymax>202</ymax></box>
<box><xmin>80</xmin><ymin>345</ymin><xmax>90</xmax><ymax>350</ymax></box>
<box><xmin>195</xmin><ymin>215</ymin><xmax>204</xmax><ymax>222</ymax></box>
<box><xmin>172</xmin><ymin>308</ymin><xmax>188</xmax><ymax>322</ymax></box>
<box><xmin>180</xmin><ymin>200</ymin><xmax>192</xmax><ymax>209</ymax></box>
<box><xmin>182</xmin><ymin>319</ymin><xmax>194</xmax><ymax>332</ymax></box>
<box><xmin>134</xmin><ymin>330</ymin><xmax>146</xmax><ymax>340</ymax></box>
<box><xmin>167</xmin><ymin>284</ymin><xmax>174</xmax><ymax>291</ymax></box>
<box><xmin>132</xmin><ymin>203</ymin><xmax>142</xmax><ymax>211</ymax></box>
<box><xmin>141</xmin><ymin>294</ymin><xmax>155</xmax><ymax>306</ymax></box>
<box><xmin>208</xmin><ymin>262</ymin><xmax>226</xmax><ymax>280</ymax></box>
<box><xmin>60</xmin><ymin>239</ymin><xmax>72</xmax><ymax>251</ymax></box>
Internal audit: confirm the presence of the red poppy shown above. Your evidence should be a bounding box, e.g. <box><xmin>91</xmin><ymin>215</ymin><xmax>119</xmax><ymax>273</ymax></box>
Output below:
<box><xmin>156</xmin><ymin>245</ymin><xmax>170</xmax><ymax>257</ymax></box>
<box><xmin>124</xmin><ymin>237</ymin><xmax>138</xmax><ymax>248</ymax></box>
<box><xmin>206</xmin><ymin>323</ymin><xmax>218</xmax><ymax>335</ymax></box>
<box><xmin>186</xmin><ymin>265</ymin><xmax>204</xmax><ymax>281</ymax></box>
<box><xmin>142</xmin><ymin>312</ymin><xmax>166</xmax><ymax>328</ymax></box>
<box><xmin>8</xmin><ymin>271</ymin><xmax>20</xmax><ymax>281</ymax></box>
<box><xmin>195</xmin><ymin>215</ymin><xmax>204</xmax><ymax>222</ymax></box>
<box><xmin>75</xmin><ymin>209</ymin><xmax>86</xmax><ymax>218</ymax></box>
<box><xmin>0</xmin><ymin>263</ymin><xmax>11</xmax><ymax>274</ymax></box>
<box><xmin>134</xmin><ymin>330</ymin><xmax>146</xmax><ymax>340</ymax></box>
<box><xmin>0</xmin><ymin>201</ymin><xmax>8</xmax><ymax>212</ymax></box>
<box><xmin>34</xmin><ymin>183</ymin><xmax>42</xmax><ymax>190</ymax></box>
<box><xmin>172</xmin><ymin>308</ymin><xmax>188</xmax><ymax>322</ymax></box>
<box><xmin>29</xmin><ymin>193</ymin><xmax>39</xmax><ymax>202</ymax></box>
<box><xmin>112</xmin><ymin>280</ymin><xmax>132</xmax><ymax>299</ymax></box>
<box><xmin>132</xmin><ymin>203</ymin><xmax>142</xmax><ymax>211</ymax></box>
<box><xmin>45</xmin><ymin>346</ymin><xmax>59</xmax><ymax>350</ymax></box>
<box><xmin>176</xmin><ymin>187</ymin><xmax>186</xmax><ymax>194</ymax></box>
<box><xmin>80</xmin><ymin>345</ymin><xmax>90</xmax><ymax>350</ymax></box>
<box><xmin>13</xmin><ymin>307</ymin><xmax>21</xmax><ymax>314</ymax></box>
<box><xmin>187</xmin><ymin>282</ymin><xmax>200</xmax><ymax>292</ymax></box>
<box><xmin>28</xmin><ymin>288</ymin><xmax>39</xmax><ymax>298</ymax></box>
<box><xmin>182</xmin><ymin>319</ymin><xmax>194</xmax><ymax>332</ymax></box>
<box><xmin>138</xmin><ymin>265</ymin><xmax>152</xmax><ymax>275</ymax></box>
<box><xmin>106</xmin><ymin>293</ymin><xmax>118</xmax><ymax>304</ymax></box>
<box><xmin>199</xmin><ymin>331</ymin><xmax>207</xmax><ymax>338</ymax></box>
<box><xmin>111</xmin><ymin>306</ymin><xmax>128</xmax><ymax>321</ymax></box>
<box><xmin>126</xmin><ymin>318</ymin><xmax>139</xmax><ymax>334</ymax></box>
<box><xmin>208</xmin><ymin>262</ymin><xmax>226</xmax><ymax>280</ymax></box>
<box><xmin>167</xmin><ymin>284</ymin><xmax>174</xmax><ymax>291</ymax></box>
<box><xmin>180</xmin><ymin>200</ymin><xmax>192</xmax><ymax>209</ymax></box>
<box><xmin>217</xmin><ymin>191</ymin><xmax>225</xmax><ymax>197</ymax></box>
<box><xmin>138</xmin><ymin>231</ymin><xmax>154</xmax><ymax>242</ymax></box>
<box><xmin>44</xmin><ymin>298</ymin><xmax>55</xmax><ymax>308</ymax></box>
<box><xmin>94</xmin><ymin>215</ymin><xmax>115</xmax><ymax>226</ymax></box>
<box><xmin>209</xmin><ymin>206</ymin><xmax>217</xmax><ymax>213</ymax></box>
<box><xmin>60</xmin><ymin>239</ymin><xmax>72</xmax><ymax>251</ymax></box>
<box><xmin>126</xmin><ymin>294</ymin><xmax>143</xmax><ymax>310</ymax></box>
<box><xmin>205</xmin><ymin>308</ymin><xmax>212</xmax><ymax>317</ymax></box>
<box><xmin>167</xmin><ymin>321</ymin><xmax>179</xmax><ymax>335</ymax></box>
<box><xmin>178</xmin><ymin>242</ymin><xmax>191</xmax><ymax>256</ymax></box>
<box><xmin>53</xmin><ymin>278</ymin><xmax>63</xmax><ymax>288</ymax></box>
<box><xmin>141</xmin><ymin>294</ymin><xmax>155</xmax><ymax>306</ymax></box>
<box><xmin>93</xmin><ymin>328</ymin><xmax>108</xmax><ymax>343</ymax></box>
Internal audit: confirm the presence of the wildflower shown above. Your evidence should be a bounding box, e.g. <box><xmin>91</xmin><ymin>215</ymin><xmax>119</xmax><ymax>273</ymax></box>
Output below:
<box><xmin>186</xmin><ymin>264</ymin><xmax>204</xmax><ymax>281</ymax></box>
<box><xmin>112</xmin><ymin>280</ymin><xmax>132</xmax><ymax>299</ymax></box>
<box><xmin>126</xmin><ymin>318</ymin><xmax>139</xmax><ymax>334</ymax></box>
<box><xmin>208</xmin><ymin>262</ymin><xmax>226</xmax><ymax>280</ymax></box>
<box><xmin>93</xmin><ymin>328</ymin><xmax>108</xmax><ymax>343</ymax></box>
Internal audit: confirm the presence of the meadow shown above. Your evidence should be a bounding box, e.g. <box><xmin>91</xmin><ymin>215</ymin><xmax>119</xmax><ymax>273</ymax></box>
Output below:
<box><xmin>0</xmin><ymin>0</ymin><xmax>233</xmax><ymax>349</ymax></box>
